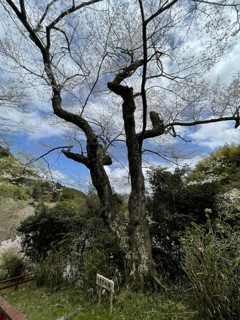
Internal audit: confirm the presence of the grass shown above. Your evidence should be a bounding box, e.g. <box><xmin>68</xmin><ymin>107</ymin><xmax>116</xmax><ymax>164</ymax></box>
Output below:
<box><xmin>0</xmin><ymin>282</ymin><xmax>197</xmax><ymax>320</ymax></box>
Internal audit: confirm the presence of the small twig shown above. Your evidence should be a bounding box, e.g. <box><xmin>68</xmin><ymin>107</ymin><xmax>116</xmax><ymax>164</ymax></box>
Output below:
<box><xmin>26</xmin><ymin>145</ymin><xmax>73</xmax><ymax>165</ymax></box>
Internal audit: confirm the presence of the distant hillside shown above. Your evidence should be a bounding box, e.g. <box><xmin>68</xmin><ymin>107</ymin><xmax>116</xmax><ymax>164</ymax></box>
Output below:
<box><xmin>0</xmin><ymin>146</ymin><xmax>38</xmax><ymax>200</ymax></box>
<box><xmin>0</xmin><ymin>146</ymin><xmax>86</xmax><ymax>242</ymax></box>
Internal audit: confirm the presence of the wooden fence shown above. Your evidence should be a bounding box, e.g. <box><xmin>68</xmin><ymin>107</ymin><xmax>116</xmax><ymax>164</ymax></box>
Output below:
<box><xmin>0</xmin><ymin>274</ymin><xmax>34</xmax><ymax>291</ymax></box>
<box><xmin>0</xmin><ymin>274</ymin><xmax>34</xmax><ymax>319</ymax></box>
<box><xmin>0</xmin><ymin>297</ymin><xmax>28</xmax><ymax>320</ymax></box>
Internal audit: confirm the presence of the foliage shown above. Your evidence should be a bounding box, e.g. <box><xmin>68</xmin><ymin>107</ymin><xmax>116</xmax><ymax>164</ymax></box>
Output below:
<box><xmin>0</xmin><ymin>196</ymin><xmax>34</xmax><ymax>242</ymax></box>
<box><xmin>60</xmin><ymin>187</ymin><xmax>86</xmax><ymax>202</ymax></box>
<box><xmin>148</xmin><ymin>144</ymin><xmax>240</xmax><ymax>280</ymax></box>
<box><xmin>0</xmin><ymin>146</ymin><xmax>11</xmax><ymax>157</ymax></box>
<box><xmin>34</xmin><ymin>251</ymin><xmax>69</xmax><ymax>291</ymax></box>
<box><xmin>148</xmin><ymin>165</ymin><xmax>217</xmax><ymax>218</ymax></box>
<box><xmin>0</xmin><ymin>185</ymin><xmax>30</xmax><ymax>200</ymax></box>
<box><xmin>32</xmin><ymin>181</ymin><xmax>55</xmax><ymax>202</ymax></box>
<box><xmin>31</xmin><ymin>180</ymin><xmax>85</xmax><ymax>203</ymax></box>
<box><xmin>18</xmin><ymin>203</ymin><xmax>82</xmax><ymax>262</ymax></box>
<box><xmin>186</xmin><ymin>144</ymin><xmax>240</xmax><ymax>190</ymax></box>
<box><xmin>18</xmin><ymin>200</ymin><xmax>123</xmax><ymax>289</ymax></box>
<box><xmin>147</xmin><ymin>166</ymin><xmax>218</xmax><ymax>279</ymax></box>
<box><xmin>0</xmin><ymin>146</ymin><xmax>80</xmax><ymax>203</ymax></box>
<box><xmin>0</xmin><ymin>146</ymin><xmax>88</xmax><ymax>246</ymax></box>
<box><xmin>181</xmin><ymin>213</ymin><xmax>240</xmax><ymax>320</ymax></box>
<box><xmin>0</xmin><ymin>249</ymin><xmax>27</xmax><ymax>279</ymax></box>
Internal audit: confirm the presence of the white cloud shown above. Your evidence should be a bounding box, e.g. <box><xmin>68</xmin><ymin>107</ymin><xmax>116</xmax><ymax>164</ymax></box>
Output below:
<box><xmin>104</xmin><ymin>166</ymin><xmax>131</xmax><ymax>194</ymax></box>
<box><xmin>210</xmin><ymin>41</ymin><xmax>240</xmax><ymax>83</ymax></box>
<box><xmin>3</xmin><ymin>108</ymin><xmax>65</xmax><ymax>140</ymax></box>
<box><xmin>105</xmin><ymin>162</ymin><xmax>167</xmax><ymax>194</ymax></box>
<box><xmin>46</xmin><ymin>169</ymin><xmax>68</xmax><ymax>181</ymax></box>
<box><xmin>189</xmin><ymin>122</ymin><xmax>240</xmax><ymax>149</ymax></box>
<box><xmin>27</xmin><ymin>115</ymin><xmax>64</xmax><ymax>140</ymax></box>
<box><xmin>178</xmin><ymin>155</ymin><xmax>206</xmax><ymax>170</ymax></box>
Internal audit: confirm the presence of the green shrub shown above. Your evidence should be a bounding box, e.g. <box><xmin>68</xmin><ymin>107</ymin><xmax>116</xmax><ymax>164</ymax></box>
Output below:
<box><xmin>0</xmin><ymin>185</ymin><xmax>29</xmax><ymax>200</ymax></box>
<box><xmin>19</xmin><ymin>202</ymin><xmax>124</xmax><ymax>291</ymax></box>
<box><xmin>0</xmin><ymin>249</ymin><xmax>27</xmax><ymax>279</ymax></box>
<box><xmin>34</xmin><ymin>251</ymin><xmax>68</xmax><ymax>291</ymax></box>
<box><xmin>181</xmin><ymin>213</ymin><xmax>240</xmax><ymax>320</ymax></box>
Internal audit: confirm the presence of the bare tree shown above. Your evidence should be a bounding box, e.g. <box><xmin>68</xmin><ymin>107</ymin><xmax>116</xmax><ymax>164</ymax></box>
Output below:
<box><xmin>0</xmin><ymin>0</ymin><xmax>239</xmax><ymax>291</ymax></box>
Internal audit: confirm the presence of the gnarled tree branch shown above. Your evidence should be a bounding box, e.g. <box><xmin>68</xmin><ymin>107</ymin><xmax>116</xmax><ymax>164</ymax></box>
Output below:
<box><xmin>137</xmin><ymin>111</ymin><xmax>165</xmax><ymax>140</ymax></box>
<box><xmin>166</xmin><ymin>116</ymin><xmax>240</xmax><ymax>128</ymax></box>
<box><xmin>62</xmin><ymin>150</ymin><xmax>89</xmax><ymax>167</ymax></box>
<box><xmin>107</xmin><ymin>59</ymin><xmax>144</xmax><ymax>96</ymax></box>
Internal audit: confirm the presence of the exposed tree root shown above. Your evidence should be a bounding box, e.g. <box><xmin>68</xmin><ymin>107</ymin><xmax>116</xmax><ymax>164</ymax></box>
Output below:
<box><xmin>153</xmin><ymin>275</ymin><xmax>169</xmax><ymax>292</ymax></box>
<box><xmin>115</xmin><ymin>282</ymin><xmax>131</xmax><ymax>306</ymax></box>
<box><xmin>115</xmin><ymin>272</ymin><xmax>169</xmax><ymax>308</ymax></box>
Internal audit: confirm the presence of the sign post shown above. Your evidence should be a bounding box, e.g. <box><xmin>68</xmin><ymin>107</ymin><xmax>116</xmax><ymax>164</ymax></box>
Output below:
<box><xmin>96</xmin><ymin>274</ymin><xmax>114</xmax><ymax>316</ymax></box>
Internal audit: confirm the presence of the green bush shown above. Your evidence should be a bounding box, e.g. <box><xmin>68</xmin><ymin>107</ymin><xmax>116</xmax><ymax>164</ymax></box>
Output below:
<box><xmin>0</xmin><ymin>249</ymin><xmax>27</xmax><ymax>279</ymax></box>
<box><xmin>18</xmin><ymin>203</ymin><xmax>82</xmax><ymax>262</ymax></box>
<box><xmin>181</xmin><ymin>213</ymin><xmax>240</xmax><ymax>320</ymax></box>
<box><xmin>147</xmin><ymin>166</ymin><xmax>218</xmax><ymax>279</ymax></box>
<box><xmin>0</xmin><ymin>185</ymin><xmax>30</xmax><ymax>200</ymax></box>
<box><xmin>34</xmin><ymin>251</ymin><xmax>68</xmax><ymax>291</ymax></box>
<box><xmin>19</xmin><ymin>202</ymin><xmax>124</xmax><ymax>291</ymax></box>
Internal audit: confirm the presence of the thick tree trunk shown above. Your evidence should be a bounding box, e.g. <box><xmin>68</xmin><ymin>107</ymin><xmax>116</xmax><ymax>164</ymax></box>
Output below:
<box><xmin>126</xmin><ymin>191</ymin><xmax>153</xmax><ymax>291</ymax></box>
<box><xmin>89</xmin><ymin>149</ymin><xmax>153</xmax><ymax>291</ymax></box>
<box><xmin>52</xmin><ymin>70</ymin><xmax>154</xmax><ymax>291</ymax></box>
<box><xmin>107</xmin><ymin>78</ymin><xmax>154</xmax><ymax>291</ymax></box>
<box><xmin>122</xmin><ymin>89</ymin><xmax>153</xmax><ymax>291</ymax></box>
<box><xmin>88</xmin><ymin>141</ymin><xmax>153</xmax><ymax>291</ymax></box>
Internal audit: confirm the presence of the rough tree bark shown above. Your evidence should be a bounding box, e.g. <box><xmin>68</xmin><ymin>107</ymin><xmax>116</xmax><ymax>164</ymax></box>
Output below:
<box><xmin>107</xmin><ymin>61</ymin><xmax>155</xmax><ymax>290</ymax></box>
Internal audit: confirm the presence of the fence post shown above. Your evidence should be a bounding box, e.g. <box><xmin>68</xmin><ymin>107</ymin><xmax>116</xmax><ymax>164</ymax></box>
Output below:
<box><xmin>15</xmin><ymin>277</ymin><xmax>20</xmax><ymax>290</ymax></box>
<box><xmin>98</xmin><ymin>287</ymin><xmax>102</xmax><ymax>310</ymax></box>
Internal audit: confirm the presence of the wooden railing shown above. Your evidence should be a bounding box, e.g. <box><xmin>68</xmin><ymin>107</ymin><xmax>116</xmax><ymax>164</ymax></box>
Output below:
<box><xmin>0</xmin><ymin>297</ymin><xmax>27</xmax><ymax>320</ymax></box>
<box><xmin>0</xmin><ymin>274</ymin><xmax>34</xmax><ymax>320</ymax></box>
<box><xmin>0</xmin><ymin>274</ymin><xmax>34</xmax><ymax>291</ymax></box>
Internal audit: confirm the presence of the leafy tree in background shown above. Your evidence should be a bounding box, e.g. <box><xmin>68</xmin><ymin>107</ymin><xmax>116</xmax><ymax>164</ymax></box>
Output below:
<box><xmin>18</xmin><ymin>200</ymin><xmax>123</xmax><ymax>287</ymax></box>
<box><xmin>147</xmin><ymin>166</ymin><xmax>218</xmax><ymax>278</ymax></box>
<box><xmin>18</xmin><ymin>203</ymin><xmax>80</xmax><ymax>261</ymax></box>
<box><xmin>0</xmin><ymin>0</ymin><xmax>240</xmax><ymax>290</ymax></box>
<box><xmin>148</xmin><ymin>144</ymin><xmax>240</xmax><ymax>278</ymax></box>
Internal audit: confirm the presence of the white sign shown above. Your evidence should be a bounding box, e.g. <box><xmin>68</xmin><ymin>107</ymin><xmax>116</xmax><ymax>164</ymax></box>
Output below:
<box><xmin>96</xmin><ymin>274</ymin><xmax>114</xmax><ymax>293</ymax></box>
